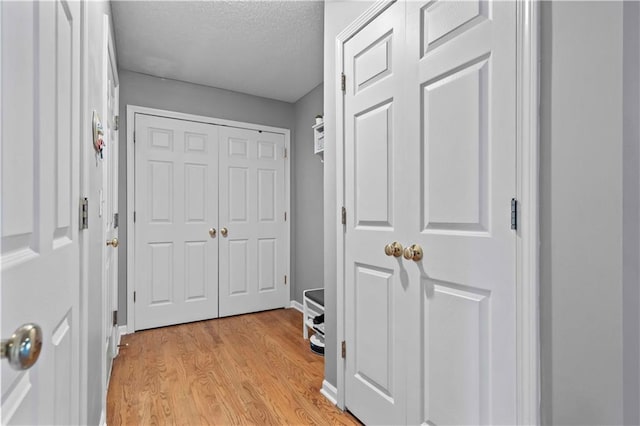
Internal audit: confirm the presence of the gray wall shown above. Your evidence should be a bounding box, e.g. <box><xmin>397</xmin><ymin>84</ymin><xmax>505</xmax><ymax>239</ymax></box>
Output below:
<box><xmin>323</xmin><ymin>0</ymin><xmax>374</xmax><ymax>388</ymax></box>
<box><xmin>623</xmin><ymin>3</ymin><xmax>640</xmax><ymax>424</ymax></box>
<box><xmin>292</xmin><ymin>84</ymin><xmax>325</xmax><ymax>303</ymax></box>
<box><xmin>539</xmin><ymin>1</ymin><xmax>638</xmax><ymax>424</ymax></box>
<box><xmin>117</xmin><ymin>70</ymin><xmax>295</xmax><ymax>324</ymax></box>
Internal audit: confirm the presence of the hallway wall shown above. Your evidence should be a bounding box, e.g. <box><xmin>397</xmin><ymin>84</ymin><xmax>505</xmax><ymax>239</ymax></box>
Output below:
<box><xmin>292</xmin><ymin>83</ymin><xmax>324</xmax><ymax>303</ymax></box>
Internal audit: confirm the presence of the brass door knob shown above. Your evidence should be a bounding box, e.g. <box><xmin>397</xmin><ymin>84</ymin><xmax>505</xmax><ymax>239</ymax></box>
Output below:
<box><xmin>384</xmin><ymin>242</ymin><xmax>403</xmax><ymax>257</ymax></box>
<box><xmin>209</xmin><ymin>228</ymin><xmax>217</xmax><ymax>238</ymax></box>
<box><xmin>1</xmin><ymin>323</ymin><xmax>43</xmax><ymax>370</ymax></box>
<box><xmin>403</xmin><ymin>244</ymin><xmax>423</xmax><ymax>261</ymax></box>
<box><xmin>220</xmin><ymin>227</ymin><xmax>228</xmax><ymax>237</ymax></box>
<box><xmin>106</xmin><ymin>238</ymin><xmax>119</xmax><ymax>248</ymax></box>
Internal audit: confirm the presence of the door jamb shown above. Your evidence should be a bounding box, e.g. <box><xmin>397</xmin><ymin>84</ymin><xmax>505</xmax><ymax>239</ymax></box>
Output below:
<box><xmin>333</xmin><ymin>1</ymin><xmax>541</xmax><ymax>424</ymax></box>
<box><xmin>126</xmin><ymin>105</ymin><xmax>292</xmax><ymax>333</ymax></box>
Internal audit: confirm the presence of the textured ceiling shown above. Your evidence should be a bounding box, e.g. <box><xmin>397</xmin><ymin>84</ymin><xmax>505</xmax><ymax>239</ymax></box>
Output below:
<box><xmin>112</xmin><ymin>1</ymin><xmax>324</xmax><ymax>103</ymax></box>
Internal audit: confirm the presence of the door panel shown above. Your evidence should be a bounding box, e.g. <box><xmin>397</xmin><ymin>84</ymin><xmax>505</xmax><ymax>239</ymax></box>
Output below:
<box><xmin>406</xmin><ymin>1</ymin><xmax>517</xmax><ymax>424</ymax></box>
<box><xmin>218</xmin><ymin>127</ymin><xmax>287</xmax><ymax>317</ymax></box>
<box><xmin>104</xmin><ymin>40</ymin><xmax>119</xmax><ymax>385</ymax></box>
<box><xmin>135</xmin><ymin>115</ymin><xmax>219</xmax><ymax>330</ymax></box>
<box><xmin>1</xmin><ymin>1</ymin><xmax>81</xmax><ymax>423</ymax></box>
<box><xmin>343</xmin><ymin>2</ymin><xmax>408</xmax><ymax>424</ymax></box>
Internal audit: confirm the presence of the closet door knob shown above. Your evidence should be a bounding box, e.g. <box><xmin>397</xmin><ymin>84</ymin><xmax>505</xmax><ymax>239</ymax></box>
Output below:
<box><xmin>220</xmin><ymin>227</ymin><xmax>228</xmax><ymax>237</ymax></box>
<box><xmin>209</xmin><ymin>228</ymin><xmax>217</xmax><ymax>238</ymax></box>
<box><xmin>384</xmin><ymin>242</ymin><xmax>403</xmax><ymax>257</ymax></box>
<box><xmin>403</xmin><ymin>244</ymin><xmax>423</xmax><ymax>261</ymax></box>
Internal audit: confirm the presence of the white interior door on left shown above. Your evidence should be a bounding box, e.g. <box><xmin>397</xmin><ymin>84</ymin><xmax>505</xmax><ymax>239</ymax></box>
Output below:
<box><xmin>103</xmin><ymin>29</ymin><xmax>119</xmax><ymax>382</ymax></box>
<box><xmin>134</xmin><ymin>114</ymin><xmax>219</xmax><ymax>330</ymax></box>
<box><xmin>1</xmin><ymin>1</ymin><xmax>81</xmax><ymax>424</ymax></box>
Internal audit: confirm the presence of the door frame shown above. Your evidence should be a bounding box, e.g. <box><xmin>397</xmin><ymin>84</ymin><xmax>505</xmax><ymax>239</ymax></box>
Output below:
<box><xmin>333</xmin><ymin>1</ymin><xmax>541</xmax><ymax>424</ymax></box>
<box><xmin>126</xmin><ymin>105</ymin><xmax>291</xmax><ymax>333</ymax></box>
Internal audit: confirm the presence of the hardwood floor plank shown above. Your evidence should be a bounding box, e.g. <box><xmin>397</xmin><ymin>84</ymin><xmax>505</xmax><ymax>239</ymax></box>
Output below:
<box><xmin>108</xmin><ymin>309</ymin><xmax>361</xmax><ymax>425</ymax></box>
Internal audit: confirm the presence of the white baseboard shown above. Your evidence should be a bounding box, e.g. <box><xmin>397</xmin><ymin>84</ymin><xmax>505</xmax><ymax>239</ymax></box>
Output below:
<box><xmin>117</xmin><ymin>325</ymin><xmax>128</xmax><ymax>339</ymax></box>
<box><xmin>99</xmin><ymin>409</ymin><xmax>106</xmax><ymax>426</ymax></box>
<box><xmin>290</xmin><ymin>300</ymin><xmax>303</xmax><ymax>313</ymax></box>
<box><xmin>320</xmin><ymin>380</ymin><xmax>338</xmax><ymax>406</ymax></box>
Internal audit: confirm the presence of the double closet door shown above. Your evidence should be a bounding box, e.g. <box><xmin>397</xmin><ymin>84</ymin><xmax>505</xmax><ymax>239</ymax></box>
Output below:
<box><xmin>134</xmin><ymin>114</ymin><xmax>287</xmax><ymax>330</ymax></box>
<box><xmin>343</xmin><ymin>1</ymin><xmax>517</xmax><ymax>424</ymax></box>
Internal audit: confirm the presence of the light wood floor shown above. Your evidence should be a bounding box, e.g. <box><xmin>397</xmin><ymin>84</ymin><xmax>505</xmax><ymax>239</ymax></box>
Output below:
<box><xmin>107</xmin><ymin>308</ymin><xmax>361</xmax><ymax>425</ymax></box>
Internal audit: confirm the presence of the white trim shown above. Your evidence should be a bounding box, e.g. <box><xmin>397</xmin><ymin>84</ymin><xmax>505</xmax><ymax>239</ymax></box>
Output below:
<box><xmin>118</xmin><ymin>325</ymin><xmax>128</xmax><ymax>338</ymax></box>
<box><xmin>334</xmin><ymin>0</ymin><xmax>396</xmax><ymax>410</ymax></box>
<box><xmin>516</xmin><ymin>1</ymin><xmax>541</xmax><ymax>424</ymax></box>
<box><xmin>98</xmin><ymin>409</ymin><xmax>106</xmax><ymax>426</ymax></box>
<box><xmin>290</xmin><ymin>300</ymin><xmax>304</xmax><ymax>313</ymax></box>
<box><xmin>320</xmin><ymin>380</ymin><xmax>338</xmax><ymax>406</ymax></box>
<box><xmin>79</xmin><ymin>2</ymin><xmax>90</xmax><ymax>423</ymax></box>
<box><xmin>126</xmin><ymin>105</ymin><xmax>291</xmax><ymax>332</ymax></box>
<box><xmin>334</xmin><ymin>0</ymin><xmax>540</xmax><ymax>422</ymax></box>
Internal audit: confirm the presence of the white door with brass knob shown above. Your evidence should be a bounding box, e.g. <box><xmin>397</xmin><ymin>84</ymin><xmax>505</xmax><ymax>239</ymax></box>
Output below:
<box><xmin>342</xmin><ymin>1</ymin><xmax>518</xmax><ymax>424</ymax></box>
<box><xmin>218</xmin><ymin>126</ymin><xmax>288</xmax><ymax>317</ymax></box>
<box><xmin>1</xmin><ymin>1</ymin><xmax>82</xmax><ymax>423</ymax></box>
<box><xmin>102</xmin><ymin>31</ymin><xmax>120</xmax><ymax>398</ymax></box>
<box><xmin>134</xmin><ymin>114</ymin><xmax>220</xmax><ymax>330</ymax></box>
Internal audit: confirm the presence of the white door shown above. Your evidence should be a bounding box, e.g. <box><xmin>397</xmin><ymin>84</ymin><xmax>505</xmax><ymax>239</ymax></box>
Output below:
<box><xmin>218</xmin><ymin>127</ymin><xmax>288</xmax><ymax>317</ymax></box>
<box><xmin>1</xmin><ymin>1</ymin><xmax>81</xmax><ymax>424</ymax></box>
<box><xmin>134</xmin><ymin>114</ymin><xmax>219</xmax><ymax>330</ymax></box>
<box><xmin>103</xmin><ymin>40</ymin><xmax>119</xmax><ymax>380</ymax></box>
<box><xmin>404</xmin><ymin>1</ymin><xmax>517</xmax><ymax>423</ymax></box>
<box><xmin>343</xmin><ymin>0</ymin><xmax>517</xmax><ymax>424</ymax></box>
<box><xmin>342</xmin><ymin>2</ymin><xmax>409</xmax><ymax>425</ymax></box>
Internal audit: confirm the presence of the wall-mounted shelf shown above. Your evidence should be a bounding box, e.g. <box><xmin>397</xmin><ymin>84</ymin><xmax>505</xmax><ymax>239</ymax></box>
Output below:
<box><xmin>313</xmin><ymin>122</ymin><xmax>324</xmax><ymax>161</ymax></box>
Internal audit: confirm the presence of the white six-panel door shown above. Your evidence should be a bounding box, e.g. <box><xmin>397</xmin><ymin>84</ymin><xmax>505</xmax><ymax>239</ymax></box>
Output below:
<box><xmin>1</xmin><ymin>1</ymin><xmax>81</xmax><ymax>424</ymax></box>
<box><xmin>218</xmin><ymin>127</ymin><xmax>288</xmax><ymax>317</ymax></box>
<box><xmin>343</xmin><ymin>0</ymin><xmax>517</xmax><ymax>424</ymax></box>
<box><xmin>103</xmin><ymin>41</ymin><xmax>119</xmax><ymax>381</ymax></box>
<box><xmin>134</xmin><ymin>114</ymin><xmax>220</xmax><ymax>330</ymax></box>
<box><xmin>343</xmin><ymin>3</ymin><xmax>409</xmax><ymax>424</ymax></box>
<box><xmin>405</xmin><ymin>1</ymin><xmax>517</xmax><ymax>424</ymax></box>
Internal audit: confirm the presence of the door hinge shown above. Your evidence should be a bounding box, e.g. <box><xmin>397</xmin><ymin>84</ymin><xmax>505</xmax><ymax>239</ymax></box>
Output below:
<box><xmin>114</xmin><ymin>115</ymin><xmax>119</xmax><ymax>131</ymax></box>
<box><xmin>133</xmin><ymin>211</ymin><xmax>136</xmax><ymax>223</ymax></box>
<box><xmin>341</xmin><ymin>73</ymin><xmax>346</xmax><ymax>92</ymax></box>
<box><xmin>114</xmin><ymin>212</ymin><xmax>119</xmax><ymax>228</ymax></box>
<box><xmin>511</xmin><ymin>198</ymin><xmax>518</xmax><ymax>230</ymax></box>
<box><xmin>112</xmin><ymin>310</ymin><xmax>118</xmax><ymax>326</ymax></box>
<box><xmin>341</xmin><ymin>340</ymin><xmax>346</xmax><ymax>358</ymax></box>
<box><xmin>80</xmin><ymin>197</ymin><xmax>89</xmax><ymax>230</ymax></box>
<box><xmin>133</xmin><ymin>291</ymin><xmax>136</xmax><ymax>303</ymax></box>
<box><xmin>284</xmin><ymin>212</ymin><xmax>287</xmax><ymax>221</ymax></box>
<box><xmin>133</xmin><ymin>131</ymin><xmax>136</xmax><ymax>143</ymax></box>
<box><xmin>284</xmin><ymin>147</ymin><xmax>288</xmax><ymax>159</ymax></box>
<box><xmin>284</xmin><ymin>275</ymin><xmax>287</xmax><ymax>285</ymax></box>
<box><xmin>341</xmin><ymin>206</ymin><xmax>347</xmax><ymax>225</ymax></box>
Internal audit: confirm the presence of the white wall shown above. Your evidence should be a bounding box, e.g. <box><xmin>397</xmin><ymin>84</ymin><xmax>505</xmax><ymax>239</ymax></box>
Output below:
<box><xmin>292</xmin><ymin>84</ymin><xmax>324</xmax><ymax>303</ymax></box>
<box><xmin>117</xmin><ymin>70</ymin><xmax>296</xmax><ymax>324</ymax></box>
<box><xmin>539</xmin><ymin>2</ymin><xmax>631</xmax><ymax>424</ymax></box>
<box><xmin>323</xmin><ymin>0</ymin><xmax>374</xmax><ymax>388</ymax></box>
